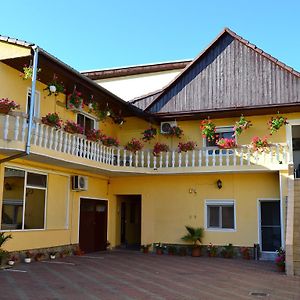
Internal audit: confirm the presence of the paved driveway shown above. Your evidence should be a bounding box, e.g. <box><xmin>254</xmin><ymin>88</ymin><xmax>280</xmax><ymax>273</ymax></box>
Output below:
<box><xmin>0</xmin><ymin>250</ymin><xmax>299</xmax><ymax>300</ymax></box>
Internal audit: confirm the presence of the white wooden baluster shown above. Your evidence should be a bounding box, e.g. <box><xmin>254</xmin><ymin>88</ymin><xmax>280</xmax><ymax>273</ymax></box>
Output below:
<box><xmin>159</xmin><ymin>153</ymin><xmax>163</xmax><ymax>168</ymax></box>
<box><xmin>233</xmin><ymin>149</ymin><xmax>237</xmax><ymax>166</ymax></box>
<box><xmin>134</xmin><ymin>151</ymin><xmax>138</xmax><ymax>167</ymax></box>
<box><xmin>283</xmin><ymin>145</ymin><xmax>286</xmax><ymax>164</ymax></box>
<box><xmin>178</xmin><ymin>152</ymin><xmax>182</xmax><ymax>167</ymax></box>
<box><xmin>192</xmin><ymin>150</ymin><xmax>195</xmax><ymax>167</ymax></box>
<box><xmin>141</xmin><ymin>150</ymin><xmax>144</xmax><ymax>167</ymax></box>
<box><xmin>82</xmin><ymin>139</ymin><xmax>86</xmax><ymax>158</ymax></box>
<box><xmin>247</xmin><ymin>147</ymin><xmax>251</xmax><ymax>166</ymax></box>
<box><xmin>110</xmin><ymin>148</ymin><xmax>114</xmax><ymax>165</ymax></box>
<box><xmin>21</xmin><ymin>117</ymin><xmax>27</xmax><ymax>142</ymax></box>
<box><xmin>205</xmin><ymin>150</ymin><xmax>209</xmax><ymax>167</ymax></box>
<box><xmin>58</xmin><ymin>130</ymin><xmax>63</xmax><ymax>152</ymax></box>
<box><xmin>185</xmin><ymin>151</ymin><xmax>188</xmax><ymax>167</ymax></box>
<box><xmin>153</xmin><ymin>156</ymin><xmax>157</xmax><ymax>169</ymax></box>
<box><xmin>95</xmin><ymin>144</ymin><xmax>99</xmax><ymax>161</ymax></box>
<box><xmin>226</xmin><ymin>149</ymin><xmax>230</xmax><ymax>166</ymax></box>
<box><xmin>99</xmin><ymin>145</ymin><xmax>103</xmax><ymax>162</ymax></box>
<box><xmin>123</xmin><ymin>149</ymin><xmax>127</xmax><ymax>166</ymax></box>
<box><xmin>198</xmin><ymin>150</ymin><xmax>202</xmax><ymax>167</ymax></box>
<box><xmin>43</xmin><ymin>126</ymin><xmax>49</xmax><ymax>148</ymax></box>
<box><xmin>62</xmin><ymin>132</ymin><xmax>67</xmax><ymax>153</ymax></box>
<box><xmin>129</xmin><ymin>152</ymin><xmax>133</xmax><ymax>167</ymax></box>
<box><xmin>103</xmin><ymin>146</ymin><xmax>107</xmax><ymax>163</ymax></box>
<box><xmin>54</xmin><ymin>130</ymin><xmax>59</xmax><ymax>151</ymax></box>
<box><xmin>212</xmin><ymin>149</ymin><xmax>216</xmax><ymax>166</ymax></box>
<box><xmin>117</xmin><ymin>148</ymin><xmax>120</xmax><ymax>166</ymax></box>
<box><xmin>172</xmin><ymin>151</ymin><xmax>175</xmax><ymax>168</ymax></box>
<box><xmin>90</xmin><ymin>142</ymin><xmax>94</xmax><ymax>160</ymax></box>
<box><xmin>48</xmin><ymin>127</ymin><xmax>54</xmax><ymax>149</ymax></box>
<box><xmin>79</xmin><ymin>138</ymin><xmax>84</xmax><ymax>157</ymax></box>
<box><xmin>3</xmin><ymin>115</ymin><xmax>9</xmax><ymax>140</ymax></box>
<box><xmin>166</xmin><ymin>151</ymin><xmax>169</xmax><ymax>168</ymax></box>
<box><xmin>69</xmin><ymin>134</ymin><xmax>74</xmax><ymax>155</ymax></box>
<box><xmin>109</xmin><ymin>148</ymin><xmax>112</xmax><ymax>164</ymax></box>
<box><xmin>219</xmin><ymin>149</ymin><xmax>223</xmax><ymax>166</ymax></box>
<box><xmin>240</xmin><ymin>148</ymin><xmax>243</xmax><ymax>166</ymax></box>
<box><xmin>147</xmin><ymin>151</ymin><xmax>150</xmax><ymax>168</ymax></box>
<box><xmin>14</xmin><ymin>116</ymin><xmax>20</xmax><ymax>141</ymax></box>
<box><xmin>276</xmin><ymin>145</ymin><xmax>279</xmax><ymax>162</ymax></box>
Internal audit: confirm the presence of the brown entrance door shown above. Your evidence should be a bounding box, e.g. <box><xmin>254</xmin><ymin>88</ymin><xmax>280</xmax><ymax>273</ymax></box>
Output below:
<box><xmin>79</xmin><ymin>199</ymin><xmax>107</xmax><ymax>253</ymax></box>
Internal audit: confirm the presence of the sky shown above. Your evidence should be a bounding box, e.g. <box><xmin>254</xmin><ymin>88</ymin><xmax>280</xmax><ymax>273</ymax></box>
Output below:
<box><xmin>0</xmin><ymin>0</ymin><xmax>299</xmax><ymax>72</ymax></box>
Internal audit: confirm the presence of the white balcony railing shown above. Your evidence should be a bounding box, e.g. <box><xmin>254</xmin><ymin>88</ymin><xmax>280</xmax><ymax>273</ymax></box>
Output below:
<box><xmin>0</xmin><ymin>113</ymin><xmax>289</xmax><ymax>170</ymax></box>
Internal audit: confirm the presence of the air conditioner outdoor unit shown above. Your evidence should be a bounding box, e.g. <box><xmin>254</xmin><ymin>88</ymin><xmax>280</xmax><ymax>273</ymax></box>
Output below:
<box><xmin>72</xmin><ymin>175</ymin><xmax>88</xmax><ymax>191</ymax></box>
<box><xmin>160</xmin><ymin>121</ymin><xmax>177</xmax><ymax>134</ymax></box>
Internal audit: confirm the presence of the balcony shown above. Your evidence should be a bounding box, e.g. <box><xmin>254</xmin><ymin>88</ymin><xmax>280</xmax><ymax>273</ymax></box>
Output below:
<box><xmin>0</xmin><ymin>113</ymin><xmax>289</xmax><ymax>175</ymax></box>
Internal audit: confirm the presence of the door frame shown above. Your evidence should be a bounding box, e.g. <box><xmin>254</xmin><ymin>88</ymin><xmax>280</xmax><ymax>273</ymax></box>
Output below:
<box><xmin>257</xmin><ymin>198</ymin><xmax>282</xmax><ymax>254</ymax></box>
<box><xmin>78</xmin><ymin>197</ymin><xmax>109</xmax><ymax>244</ymax></box>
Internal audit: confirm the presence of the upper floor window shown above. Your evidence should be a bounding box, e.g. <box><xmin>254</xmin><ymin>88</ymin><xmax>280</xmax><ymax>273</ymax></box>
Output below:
<box><xmin>204</xmin><ymin>126</ymin><xmax>235</xmax><ymax>148</ymax></box>
<box><xmin>27</xmin><ymin>89</ymin><xmax>40</xmax><ymax>119</ymax></box>
<box><xmin>77</xmin><ymin>113</ymin><xmax>96</xmax><ymax>134</ymax></box>
<box><xmin>1</xmin><ymin>167</ymin><xmax>47</xmax><ymax>231</ymax></box>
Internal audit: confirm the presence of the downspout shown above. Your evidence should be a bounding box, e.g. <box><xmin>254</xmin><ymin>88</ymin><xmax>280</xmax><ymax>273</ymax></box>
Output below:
<box><xmin>0</xmin><ymin>45</ymin><xmax>39</xmax><ymax>164</ymax></box>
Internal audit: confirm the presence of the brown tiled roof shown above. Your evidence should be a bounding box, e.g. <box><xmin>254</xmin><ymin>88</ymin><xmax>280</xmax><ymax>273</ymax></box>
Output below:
<box><xmin>145</xmin><ymin>27</ymin><xmax>300</xmax><ymax>112</ymax></box>
<box><xmin>81</xmin><ymin>60</ymin><xmax>191</xmax><ymax>80</ymax></box>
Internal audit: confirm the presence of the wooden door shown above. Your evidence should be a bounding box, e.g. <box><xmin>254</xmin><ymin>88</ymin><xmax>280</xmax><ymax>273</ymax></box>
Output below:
<box><xmin>79</xmin><ymin>199</ymin><xmax>107</xmax><ymax>253</ymax></box>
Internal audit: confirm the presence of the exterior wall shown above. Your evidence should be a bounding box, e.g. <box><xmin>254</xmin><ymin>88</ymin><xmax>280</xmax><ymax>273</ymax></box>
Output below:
<box><xmin>110</xmin><ymin>172</ymin><xmax>281</xmax><ymax>247</ymax></box>
<box><xmin>96</xmin><ymin>70</ymin><xmax>181</xmax><ymax>101</ymax></box>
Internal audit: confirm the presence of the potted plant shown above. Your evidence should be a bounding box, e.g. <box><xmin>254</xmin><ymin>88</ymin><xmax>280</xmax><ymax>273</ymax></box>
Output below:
<box><xmin>275</xmin><ymin>248</ymin><xmax>285</xmax><ymax>272</ymax></box>
<box><xmin>67</xmin><ymin>89</ymin><xmax>84</xmax><ymax>111</ymax></box>
<box><xmin>0</xmin><ymin>98</ymin><xmax>20</xmax><ymax>114</ymax></box>
<box><xmin>64</xmin><ymin>120</ymin><xmax>84</xmax><ymax>135</ymax></box>
<box><xmin>49</xmin><ymin>252</ymin><xmax>56</xmax><ymax>260</ymax></box>
<box><xmin>24</xmin><ymin>251</ymin><xmax>33</xmax><ymax>263</ymax></box>
<box><xmin>124</xmin><ymin>138</ymin><xmax>144</xmax><ymax>153</ymax></box>
<box><xmin>154</xmin><ymin>243</ymin><xmax>166</xmax><ymax>255</ymax></box>
<box><xmin>142</xmin><ymin>127</ymin><xmax>157</xmax><ymax>142</ymax></box>
<box><xmin>44</xmin><ymin>74</ymin><xmax>65</xmax><ymax>96</ymax></box>
<box><xmin>7</xmin><ymin>254</ymin><xmax>18</xmax><ymax>266</ymax></box>
<box><xmin>207</xmin><ymin>243</ymin><xmax>218</xmax><ymax>257</ymax></box>
<box><xmin>241</xmin><ymin>247</ymin><xmax>251</xmax><ymax>260</ymax></box>
<box><xmin>153</xmin><ymin>142</ymin><xmax>169</xmax><ymax>157</ymax></box>
<box><xmin>251</xmin><ymin>136</ymin><xmax>269</xmax><ymax>152</ymax></box>
<box><xmin>268</xmin><ymin>114</ymin><xmax>288</xmax><ymax>135</ymax></box>
<box><xmin>19</xmin><ymin>65</ymin><xmax>41</xmax><ymax>80</ymax></box>
<box><xmin>102</xmin><ymin>136</ymin><xmax>119</xmax><ymax>147</ymax></box>
<box><xmin>178</xmin><ymin>141</ymin><xmax>197</xmax><ymax>152</ymax></box>
<box><xmin>60</xmin><ymin>248</ymin><xmax>71</xmax><ymax>258</ymax></box>
<box><xmin>141</xmin><ymin>244</ymin><xmax>151</xmax><ymax>254</ymax></box>
<box><xmin>200</xmin><ymin>118</ymin><xmax>216</xmax><ymax>142</ymax></box>
<box><xmin>181</xmin><ymin>226</ymin><xmax>204</xmax><ymax>257</ymax></box>
<box><xmin>233</xmin><ymin>115</ymin><xmax>252</xmax><ymax>136</ymax></box>
<box><xmin>35</xmin><ymin>252</ymin><xmax>46</xmax><ymax>262</ymax></box>
<box><xmin>41</xmin><ymin>112</ymin><xmax>63</xmax><ymax>129</ymax></box>
<box><xmin>165</xmin><ymin>126</ymin><xmax>184</xmax><ymax>138</ymax></box>
<box><xmin>167</xmin><ymin>245</ymin><xmax>177</xmax><ymax>255</ymax></box>
<box><xmin>86</xmin><ymin>129</ymin><xmax>105</xmax><ymax>142</ymax></box>
<box><xmin>221</xmin><ymin>243</ymin><xmax>235</xmax><ymax>258</ymax></box>
<box><xmin>0</xmin><ymin>233</ymin><xmax>12</xmax><ymax>267</ymax></box>
<box><xmin>74</xmin><ymin>246</ymin><xmax>84</xmax><ymax>256</ymax></box>
<box><xmin>216</xmin><ymin>138</ymin><xmax>236</xmax><ymax>149</ymax></box>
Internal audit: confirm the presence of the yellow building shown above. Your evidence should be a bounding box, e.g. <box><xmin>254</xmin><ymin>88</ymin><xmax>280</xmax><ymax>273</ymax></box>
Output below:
<box><xmin>0</xmin><ymin>28</ymin><xmax>300</xmax><ymax>274</ymax></box>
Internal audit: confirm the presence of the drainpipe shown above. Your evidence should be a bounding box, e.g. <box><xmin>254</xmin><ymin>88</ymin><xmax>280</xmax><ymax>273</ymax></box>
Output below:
<box><xmin>0</xmin><ymin>45</ymin><xmax>39</xmax><ymax>164</ymax></box>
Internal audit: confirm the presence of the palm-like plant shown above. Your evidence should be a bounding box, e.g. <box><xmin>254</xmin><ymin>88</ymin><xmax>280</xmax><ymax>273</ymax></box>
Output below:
<box><xmin>181</xmin><ymin>226</ymin><xmax>203</xmax><ymax>247</ymax></box>
<box><xmin>0</xmin><ymin>232</ymin><xmax>12</xmax><ymax>247</ymax></box>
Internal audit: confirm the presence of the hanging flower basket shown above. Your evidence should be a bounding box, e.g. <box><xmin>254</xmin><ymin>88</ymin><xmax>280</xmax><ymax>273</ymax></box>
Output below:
<box><xmin>153</xmin><ymin>142</ymin><xmax>169</xmax><ymax>156</ymax></box>
<box><xmin>0</xmin><ymin>98</ymin><xmax>20</xmax><ymax>114</ymax></box>
<box><xmin>233</xmin><ymin>115</ymin><xmax>252</xmax><ymax>136</ymax></box>
<box><xmin>200</xmin><ymin>119</ymin><xmax>216</xmax><ymax>141</ymax></box>
<box><xmin>44</xmin><ymin>74</ymin><xmax>65</xmax><ymax>96</ymax></box>
<box><xmin>41</xmin><ymin>112</ymin><xmax>63</xmax><ymax>130</ymax></box>
<box><xmin>178</xmin><ymin>141</ymin><xmax>197</xmax><ymax>152</ymax></box>
<box><xmin>142</xmin><ymin>127</ymin><xmax>157</xmax><ymax>142</ymax></box>
<box><xmin>216</xmin><ymin>138</ymin><xmax>236</xmax><ymax>149</ymax></box>
<box><xmin>166</xmin><ymin>126</ymin><xmax>184</xmax><ymax>138</ymax></box>
<box><xmin>19</xmin><ymin>65</ymin><xmax>41</xmax><ymax>80</ymax></box>
<box><xmin>67</xmin><ymin>89</ymin><xmax>84</xmax><ymax>112</ymax></box>
<box><xmin>268</xmin><ymin>114</ymin><xmax>288</xmax><ymax>135</ymax></box>
<box><xmin>125</xmin><ymin>138</ymin><xmax>144</xmax><ymax>153</ymax></box>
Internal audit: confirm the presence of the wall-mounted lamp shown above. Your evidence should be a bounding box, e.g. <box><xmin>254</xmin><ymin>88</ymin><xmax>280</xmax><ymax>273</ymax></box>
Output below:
<box><xmin>217</xmin><ymin>179</ymin><xmax>222</xmax><ymax>189</ymax></box>
<box><xmin>189</xmin><ymin>188</ymin><xmax>197</xmax><ymax>194</ymax></box>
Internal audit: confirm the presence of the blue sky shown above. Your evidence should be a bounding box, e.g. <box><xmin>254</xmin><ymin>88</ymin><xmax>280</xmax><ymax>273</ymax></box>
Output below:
<box><xmin>0</xmin><ymin>0</ymin><xmax>299</xmax><ymax>72</ymax></box>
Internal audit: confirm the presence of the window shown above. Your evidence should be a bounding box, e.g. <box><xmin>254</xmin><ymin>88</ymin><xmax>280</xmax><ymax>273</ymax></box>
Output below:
<box><xmin>205</xmin><ymin>201</ymin><xmax>235</xmax><ymax>230</ymax></box>
<box><xmin>1</xmin><ymin>168</ymin><xmax>47</xmax><ymax>230</ymax></box>
<box><xmin>27</xmin><ymin>89</ymin><xmax>40</xmax><ymax>119</ymax></box>
<box><xmin>77</xmin><ymin>113</ymin><xmax>95</xmax><ymax>134</ymax></box>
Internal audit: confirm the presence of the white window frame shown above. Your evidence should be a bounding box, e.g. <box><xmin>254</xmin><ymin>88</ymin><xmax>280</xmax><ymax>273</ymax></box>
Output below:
<box><xmin>76</xmin><ymin>111</ymin><xmax>98</xmax><ymax>131</ymax></box>
<box><xmin>1</xmin><ymin>166</ymin><xmax>48</xmax><ymax>232</ymax></box>
<box><xmin>204</xmin><ymin>199</ymin><xmax>236</xmax><ymax>232</ymax></box>
<box><xmin>26</xmin><ymin>88</ymin><xmax>41</xmax><ymax>119</ymax></box>
<box><xmin>203</xmin><ymin>125</ymin><xmax>236</xmax><ymax>148</ymax></box>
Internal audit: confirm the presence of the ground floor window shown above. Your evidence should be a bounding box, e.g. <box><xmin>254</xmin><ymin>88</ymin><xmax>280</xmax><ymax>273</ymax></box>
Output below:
<box><xmin>205</xmin><ymin>200</ymin><xmax>235</xmax><ymax>230</ymax></box>
<box><xmin>1</xmin><ymin>167</ymin><xmax>47</xmax><ymax>230</ymax></box>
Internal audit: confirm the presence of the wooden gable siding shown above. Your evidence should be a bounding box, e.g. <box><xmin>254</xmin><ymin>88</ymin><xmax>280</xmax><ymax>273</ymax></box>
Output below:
<box><xmin>148</xmin><ymin>33</ymin><xmax>300</xmax><ymax>114</ymax></box>
<box><xmin>131</xmin><ymin>91</ymin><xmax>163</xmax><ymax>110</ymax></box>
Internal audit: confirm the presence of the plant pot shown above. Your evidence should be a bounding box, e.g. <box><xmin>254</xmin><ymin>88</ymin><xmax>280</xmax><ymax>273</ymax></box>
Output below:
<box><xmin>0</xmin><ymin>107</ymin><xmax>11</xmax><ymax>114</ymax></box>
<box><xmin>49</xmin><ymin>85</ymin><xmax>57</xmax><ymax>93</ymax></box>
<box><xmin>50</xmin><ymin>255</ymin><xmax>56</xmax><ymax>260</ymax></box>
<box><xmin>24</xmin><ymin>258</ymin><xmax>31</xmax><ymax>263</ymax></box>
<box><xmin>8</xmin><ymin>260</ymin><xmax>15</xmax><ymax>266</ymax></box>
<box><xmin>191</xmin><ymin>247</ymin><xmax>202</xmax><ymax>257</ymax></box>
<box><xmin>156</xmin><ymin>249</ymin><xmax>163</xmax><ymax>255</ymax></box>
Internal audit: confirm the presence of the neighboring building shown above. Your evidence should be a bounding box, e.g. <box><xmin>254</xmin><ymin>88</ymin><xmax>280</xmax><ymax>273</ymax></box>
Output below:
<box><xmin>0</xmin><ymin>28</ymin><xmax>300</xmax><ymax>275</ymax></box>
<box><xmin>82</xmin><ymin>60</ymin><xmax>190</xmax><ymax>101</ymax></box>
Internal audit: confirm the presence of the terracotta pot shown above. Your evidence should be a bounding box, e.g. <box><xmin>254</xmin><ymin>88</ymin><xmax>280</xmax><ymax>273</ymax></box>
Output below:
<box><xmin>0</xmin><ymin>107</ymin><xmax>11</xmax><ymax>114</ymax></box>
<box><xmin>191</xmin><ymin>247</ymin><xmax>202</xmax><ymax>257</ymax></box>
